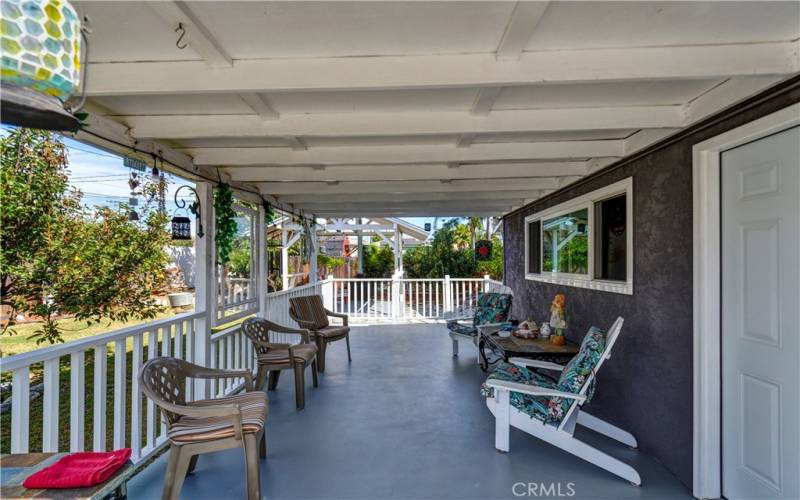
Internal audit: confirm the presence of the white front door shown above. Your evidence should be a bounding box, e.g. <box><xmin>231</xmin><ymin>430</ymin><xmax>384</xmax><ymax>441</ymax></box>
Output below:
<box><xmin>721</xmin><ymin>126</ymin><xmax>800</xmax><ymax>500</ymax></box>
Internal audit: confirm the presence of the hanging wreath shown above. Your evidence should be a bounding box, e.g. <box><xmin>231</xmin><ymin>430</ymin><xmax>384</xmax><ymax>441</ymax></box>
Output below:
<box><xmin>214</xmin><ymin>183</ymin><xmax>237</xmax><ymax>265</ymax></box>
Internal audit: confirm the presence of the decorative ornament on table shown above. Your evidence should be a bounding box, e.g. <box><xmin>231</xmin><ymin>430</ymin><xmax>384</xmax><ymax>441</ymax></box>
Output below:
<box><xmin>549</xmin><ymin>293</ymin><xmax>567</xmax><ymax>345</ymax></box>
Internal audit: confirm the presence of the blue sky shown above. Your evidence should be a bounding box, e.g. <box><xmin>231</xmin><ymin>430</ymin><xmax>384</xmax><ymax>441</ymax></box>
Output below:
<box><xmin>2</xmin><ymin>126</ymin><xmax>455</xmax><ymax>230</ymax></box>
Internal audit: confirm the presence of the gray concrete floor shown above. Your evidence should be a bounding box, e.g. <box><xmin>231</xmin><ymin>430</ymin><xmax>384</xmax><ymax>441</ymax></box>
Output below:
<box><xmin>127</xmin><ymin>324</ymin><xmax>692</xmax><ymax>499</ymax></box>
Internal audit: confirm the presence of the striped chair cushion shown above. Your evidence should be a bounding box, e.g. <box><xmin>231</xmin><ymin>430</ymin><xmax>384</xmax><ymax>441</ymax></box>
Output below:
<box><xmin>315</xmin><ymin>325</ymin><xmax>349</xmax><ymax>339</ymax></box>
<box><xmin>289</xmin><ymin>295</ymin><xmax>329</xmax><ymax>330</ymax></box>
<box><xmin>257</xmin><ymin>344</ymin><xmax>317</xmax><ymax>365</ymax></box>
<box><xmin>168</xmin><ymin>392</ymin><xmax>268</xmax><ymax>443</ymax></box>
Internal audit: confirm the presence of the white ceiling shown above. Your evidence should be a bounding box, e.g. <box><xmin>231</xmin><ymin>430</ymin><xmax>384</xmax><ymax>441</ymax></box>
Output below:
<box><xmin>75</xmin><ymin>1</ymin><xmax>800</xmax><ymax>217</ymax></box>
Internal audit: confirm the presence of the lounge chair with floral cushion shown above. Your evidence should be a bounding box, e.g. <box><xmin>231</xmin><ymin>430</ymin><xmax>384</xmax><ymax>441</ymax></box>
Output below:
<box><xmin>446</xmin><ymin>291</ymin><xmax>513</xmax><ymax>357</ymax></box>
<box><xmin>139</xmin><ymin>357</ymin><xmax>268</xmax><ymax>500</ymax></box>
<box><xmin>289</xmin><ymin>294</ymin><xmax>351</xmax><ymax>373</ymax></box>
<box><xmin>481</xmin><ymin>317</ymin><xmax>641</xmax><ymax>486</ymax></box>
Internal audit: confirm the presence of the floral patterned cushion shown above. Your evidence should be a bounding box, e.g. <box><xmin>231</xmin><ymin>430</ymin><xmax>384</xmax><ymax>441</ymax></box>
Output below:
<box><xmin>472</xmin><ymin>293</ymin><xmax>513</xmax><ymax>327</ymax></box>
<box><xmin>480</xmin><ymin>361</ymin><xmax>558</xmax><ymax>423</ymax></box>
<box><xmin>547</xmin><ymin>327</ymin><xmax>606</xmax><ymax>422</ymax></box>
<box><xmin>481</xmin><ymin>327</ymin><xmax>607</xmax><ymax>424</ymax></box>
<box><xmin>446</xmin><ymin>320</ymin><xmax>477</xmax><ymax>337</ymax></box>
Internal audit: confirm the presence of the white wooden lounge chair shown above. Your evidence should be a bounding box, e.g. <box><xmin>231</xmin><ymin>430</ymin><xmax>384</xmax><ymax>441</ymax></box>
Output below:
<box><xmin>482</xmin><ymin>317</ymin><xmax>641</xmax><ymax>486</ymax></box>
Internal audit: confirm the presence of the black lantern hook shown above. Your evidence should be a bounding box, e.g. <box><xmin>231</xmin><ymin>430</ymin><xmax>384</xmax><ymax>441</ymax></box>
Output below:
<box><xmin>175</xmin><ymin>23</ymin><xmax>188</xmax><ymax>50</ymax></box>
<box><xmin>174</xmin><ymin>185</ymin><xmax>203</xmax><ymax>238</ymax></box>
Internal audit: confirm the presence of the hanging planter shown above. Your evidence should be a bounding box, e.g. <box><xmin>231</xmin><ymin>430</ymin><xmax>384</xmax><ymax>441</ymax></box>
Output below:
<box><xmin>475</xmin><ymin>240</ymin><xmax>492</xmax><ymax>261</ymax></box>
<box><xmin>1</xmin><ymin>0</ymin><xmax>84</xmax><ymax>131</ymax></box>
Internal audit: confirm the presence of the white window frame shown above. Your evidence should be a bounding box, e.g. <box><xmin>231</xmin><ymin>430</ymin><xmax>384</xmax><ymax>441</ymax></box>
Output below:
<box><xmin>525</xmin><ymin>177</ymin><xmax>633</xmax><ymax>295</ymax></box>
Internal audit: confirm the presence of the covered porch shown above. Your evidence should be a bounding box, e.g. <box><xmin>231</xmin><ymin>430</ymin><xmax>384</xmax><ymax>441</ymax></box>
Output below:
<box><xmin>126</xmin><ymin>323</ymin><xmax>690</xmax><ymax>500</ymax></box>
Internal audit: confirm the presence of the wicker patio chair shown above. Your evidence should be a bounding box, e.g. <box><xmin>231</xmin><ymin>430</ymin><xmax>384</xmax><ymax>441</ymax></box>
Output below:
<box><xmin>289</xmin><ymin>295</ymin><xmax>351</xmax><ymax>373</ymax></box>
<box><xmin>242</xmin><ymin>317</ymin><xmax>319</xmax><ymax>410</ymax></box>
<box><xmin>139</xmin><ymin>357</ymin><xmax>267</xmax><ymax>500</ymax></box>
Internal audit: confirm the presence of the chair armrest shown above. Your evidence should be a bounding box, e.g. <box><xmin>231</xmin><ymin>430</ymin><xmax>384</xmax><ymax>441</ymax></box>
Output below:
<box><xmin>289</xmin><ymin>311</ymin><xmax>318</xmax><ymax>330</ymax></box>
<box><xmin>476</xmin><ymin>322</ymin><xmax>509</xmax><ymax>334</ymax></box>
<box><xmin>248</xmin><ymin>336</ymin><xmax>292</xmax><ymax>350</ymax></box>
<box><xmin>509</xmin><ymin>358</ymin><xmax>566</xmax><ymax>372</ymax></box>
<box><xmin>324</xmin><ymin>309</ymin><xmax>348</xmax><ymax>326</ymax></box>
<box><xmin>188</xmin><ymin>366</ymin><xmax>254</xmax><ymax>392</ymax></box>
<box><xmin>484</xmin><ymin>379</ymin><xmax>586</xmax><ymax>402</ymax></box>
<box><xmin>265</xmin><ymin>322</ymin><xmax>312</xmax><ymax>343</ymax></box>
<box><xmin>446</xmin><ymin>317</ymin><xmax>472</xmax><ymax>323</ymax></box>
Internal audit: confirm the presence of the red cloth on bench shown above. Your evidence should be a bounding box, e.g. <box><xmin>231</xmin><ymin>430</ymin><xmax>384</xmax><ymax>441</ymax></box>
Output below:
<box><xmin>23</xmin><ymin>449</ymin><xmax>132</xmax><ymax>489</ymax></box>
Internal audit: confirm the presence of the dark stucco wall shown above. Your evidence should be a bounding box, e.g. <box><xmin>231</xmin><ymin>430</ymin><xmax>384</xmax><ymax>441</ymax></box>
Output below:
<box><xmin>502</xmin><ymin>78</ymin><xmax>800</xmax><ymax>489</ymax></box>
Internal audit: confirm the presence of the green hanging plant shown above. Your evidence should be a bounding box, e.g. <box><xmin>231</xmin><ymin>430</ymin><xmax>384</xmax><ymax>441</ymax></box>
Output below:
<box><xmin>214</xmin><ymin>183</ymin><xmax>237</xmax><ymax>265</ymax></box>
<box><xmin>262</xmin><ymin>199</ymin><xmax>276</xmax><ymax>225</ymax></box>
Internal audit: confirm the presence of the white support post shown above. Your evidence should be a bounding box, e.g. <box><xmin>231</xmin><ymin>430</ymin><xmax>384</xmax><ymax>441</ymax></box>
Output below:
<box><xmin>193</xmin><ymin>181</ymin><xmax>216</xmax><ymax>399</ymax></box>
<box><xmin>356</xmin><ymin>218</ymin><xmax>364</xmax><ymax>275</ymax></box>
<box><xmin>483</xmin><ymin>274</ymin><xmax>491</xmax><ymax>293</ymax></box>
<box><xmin>444</xmin><ymin>275</ymin><xmax>452</xmax><ymax>313</ymax></box>
<box><xmin>256</xmin><ymin>203</ymin><xmax>269</xmax><ymax>317</ymax></box>
<box><xmin>393</xmin><ymin>223</ymin><xmax>404</xmax><ymax>275</ymax></box>
<box><xmin>391</xmin><ymin>272</ymin><xmax>401</xmax><ymax>320</ymax></box>
<box><xmin>310</xmin><ymin>220</ymin><xmax>319</xmax><ymax>284</ymax></box>
<box><xmin>322</xmin><ymin>274</ymin><xmax>335</xmax><ymax>310</ymax></box>
<box><xmin>281</xmin><ymin>223</ymin><xmax>289</xmax><ymax>290</ymax></box>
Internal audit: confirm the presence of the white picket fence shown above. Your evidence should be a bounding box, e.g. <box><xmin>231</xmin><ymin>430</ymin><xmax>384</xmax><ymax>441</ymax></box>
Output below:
<box><xmin>0</xmin><ymin>276</ymin><xmax>503</xmax><ymax>461</ymax></box>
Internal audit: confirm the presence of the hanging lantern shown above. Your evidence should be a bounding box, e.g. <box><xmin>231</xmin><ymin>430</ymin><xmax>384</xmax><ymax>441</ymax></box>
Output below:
<box><xmin>128</xmin><ymin>209</ymin><xmax>139</xmax><ymax>222</ymax></box>
<box><xmin>171</xmin><ymin>216</ymin><xmax>192</xmax><ymax>240</ymax></box>
<box><xmin>1</xmin><ymin>0</ymin><xmax>84</xmax><ymax>131</ymax></box>
<box><xmin>475</xmin><ymin>240</ymin><xmax>492</xmax><ymax>261</ymax></box>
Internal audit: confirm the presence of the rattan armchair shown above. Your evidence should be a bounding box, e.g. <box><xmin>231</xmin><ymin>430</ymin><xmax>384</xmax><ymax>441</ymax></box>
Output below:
<box><xmin>289</xmin><ymin>294</ymin><xmax>351</xmax><ymax>373</ymax></box>
<box><xmin>139</xmin><ymin>357</ymin><xmax>267</xmax><ymax>500</ymax></box>
<box><xmin>242</xmin><ymin>317</ymin><xmax>319</xmax><ymax>410</ymax></box>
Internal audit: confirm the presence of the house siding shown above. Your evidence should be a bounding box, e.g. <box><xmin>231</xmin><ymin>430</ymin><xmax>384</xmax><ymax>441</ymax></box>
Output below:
<box><xmin>502</xmin><ymin>76</ymin><xmax>800</xmax><ymax>489</ymax></box>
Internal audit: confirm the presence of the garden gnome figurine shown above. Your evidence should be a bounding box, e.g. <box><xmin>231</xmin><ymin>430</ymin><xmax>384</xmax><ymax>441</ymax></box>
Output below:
<box><xmin>549</xmin><ymin>294</ymin><xmax>567</xmax><ymax>345</ymax></box>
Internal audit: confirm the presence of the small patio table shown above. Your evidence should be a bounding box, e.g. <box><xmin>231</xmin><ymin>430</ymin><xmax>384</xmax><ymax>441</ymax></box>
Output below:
<box><xmin>477</xmin><ymin>326</ymin><xmax>579</xmax><ymax>373</ymax></box>
<box><xmin>0</xmin><ymin>453</ymin><xmax>133</xmax><ymax>500</ymax></box>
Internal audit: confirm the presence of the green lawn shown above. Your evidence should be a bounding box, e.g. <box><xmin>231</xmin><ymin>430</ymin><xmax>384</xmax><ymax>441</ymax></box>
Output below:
<box><xmin>1</xmin><ymin>312</ymin><xmax>179</xmax><ymax>357</ymax></box>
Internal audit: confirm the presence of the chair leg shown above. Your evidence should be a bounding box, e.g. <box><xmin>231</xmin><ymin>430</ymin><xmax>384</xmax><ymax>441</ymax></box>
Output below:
<box><xmin>259</xmin><ymin>430</ymin><xmax>267</xmax><ymax>459</ymax></box>
<box><xmin>494</xmin><ymin>389</ymin><xmax>510</xmax><ymax>453</ymax></box>
<box><xmin>243</xmin><ymin>433</ymin><xmax>262</xmax><ymax>500</ymax></box>
<box><xmin>255</xmin><ymin>365</ymin><xmax>268</xmax><ymax>391</ymax></box>
<box><xmin>294</xmin><ymin>362</ymin><xmax>306</xmax><ymax>410</ymax></box>
<box><xmin>311</xmin><ymin>359</ymin><xmax>319</xmax><ymax>387</ymax></box>
<box><xmin>317</xmin><ymin>340</ymin><xmax>327</xmax><ymax>373</ymax></box>
<box><xmin>162</xmin><ymin>443</ymin><xmax>192</xmax><ymax>500</ymax></box>
<box><xmin>187</xmin><ymin>454</ymin><xmax>199</xmax><ymax>474</ymax></box>
<box><xmin>452</xmin><ymin>338</ymin><xmax>459</xmax><ymax>357</ymax></box>
<box><xmin>345</xmin><ymin>333</ymin><xmax>352</xmax><ymax>362</ymax></box>
<box><xmin>268</xmin><ymin>370</ymin><xmax>281</xmax><ymax>390</ymax></box>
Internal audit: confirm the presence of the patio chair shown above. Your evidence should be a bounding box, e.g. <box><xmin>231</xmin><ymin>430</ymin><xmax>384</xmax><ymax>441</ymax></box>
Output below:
<box><xmin>446</xmin><ymin>291</ymin><xmax>513</xmax><ymax>357</ymax></box>
<box><xmin>242</xmin><ymin>317</ymin><xmax>319</xmax><ymax>410</ymax></box>
<box><xmin>481</xmin><ymin>317</ymin><xmax>641</xmax><ymax>485</ymax></box>
<box><xmin>289</xmin><ymin>295</ymin><xmax>351</xmax><ymax>373</ymax></box>
<box><xmin>139</xmin><ymin>357</ymin><xmax>268</xmax><ymax>500</ymax></box>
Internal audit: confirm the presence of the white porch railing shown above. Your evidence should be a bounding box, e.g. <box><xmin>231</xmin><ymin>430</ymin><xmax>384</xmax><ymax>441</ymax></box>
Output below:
<box><xmin>0</xmin><ymin>276</ymin><xmax>502</xmax><ymax>461</ymax></box>
<box><xmin>0</xmin><ymin>311</ymin><xmax>204</xmax><ymax>463</ymax></box>
<box><xmin>327</xmin><ymin>275</ymin><xmax>502</xmax><ymax>322</ymax></box>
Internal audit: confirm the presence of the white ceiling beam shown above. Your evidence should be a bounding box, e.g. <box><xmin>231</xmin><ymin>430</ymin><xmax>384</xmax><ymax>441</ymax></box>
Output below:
<box><xmin>683</xmin><ymin>75</ymin><xmax>785</xmax><ymax>125</ymax></box>
<box><xmin>313</xmin><ymin>207</ymin><xmax>510</xmax><ymax>217</ymax></box>
<box><xmin>86</xmin><ymin>42</ymin><xmax>797</xmax><ymax>95</ymax></box>
<box><xmin>186</xmin><ymin>140</ymin><xmax>623</xmax><ymax>166</ymax></box>
<box><xmin>282</xmin><ymin>136</ymin><xmax>307</xmax><ymax>151</ymax></box>
<box><xmin>278</xmin><ymin>190</ymin><xmax>543</xmax><ymax>204</ymax></box>
<box><xmin>226</xmin><ymin>161</ymin><xmax>588</xmax><ymax>182</ymax></box>
<box><xmin>496</xmin><ymin>1</ymin><xmax>550</xmax><ymax>60</ymax></box>
<box><xmin>146</xmin><ymin>1</ymin><xmax>232</xmax><ymax>68</ymax></box>
<box><xmin>125</xmin><ymin>106</ymin><xmax>685</xmax><ymax>139</ymax></box>
<box><xmin>622</xmin><ymin>128</ymin><xmax>680</xmax><ymax>156</ymax></box>
<box><xmin>258</xmin><ymin>177</ymin><xmax>565</xmax><ymax>196</ymax></box>
<box><xmin>471</xmin><ymin>87</ymin><xmax>503</xmax><ymax>115</ymax></box>
<box><xmin>457</xmin><ymin>135</ymin><xmax>475</xmax><ymax>148</ymax></box>
<box><xmin>238</xmin><ymin>93</ymin><xmax>279</xmax><ymax>120</ymax></box>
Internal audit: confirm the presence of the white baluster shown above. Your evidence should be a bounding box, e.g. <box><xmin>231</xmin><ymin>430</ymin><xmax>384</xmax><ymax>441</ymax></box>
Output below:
<box><xmin>113</xmin><ymin>339</ymin><xmax>127</xmax><ymax>450</ymax></box>
<box><xmin>93</xmin><ymin>344</ymin><xmax>107</xmax><ymax>451</ymax></box>
<box><xmin>146</xmin><ymin>331</ymin><xmax>157</xmax><ymax>450</ymax></box>
<box><xmin>131</xmin><ymin>334</ymin><xmax>143</xmax><ymax>460</ymax></box>
<box><xmin>10</xmin><ymin>366</ymin><xmax>30</xmax><ymax>453</ymax></box>
<box><xmin>70</xmin><ymin>351</ymin><xmax>85</xmax><ymax>452</ymax></box>
<box><xmin>42</xmin><ymin>357</ymin><xmax>60</xmax><ymax>452</ymax></box>
<box><xmin>174</xmin><ymin>320</ymin><xmax>183</xmax><ymax>360</ymax></box>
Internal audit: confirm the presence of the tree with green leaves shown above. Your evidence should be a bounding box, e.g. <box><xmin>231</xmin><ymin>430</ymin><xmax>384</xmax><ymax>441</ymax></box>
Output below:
<box><xmin>1</xmin><ymin>128</ymin><xmax>170</xmax><ymax>344</ymax></box>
